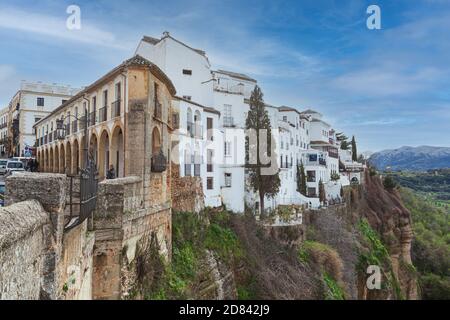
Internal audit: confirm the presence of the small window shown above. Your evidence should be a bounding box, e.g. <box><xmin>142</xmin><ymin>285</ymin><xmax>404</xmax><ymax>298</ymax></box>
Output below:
<box><xmin>37</xmin><ymin>97</ymin><xmax>44</xmax><ymax>107</ymax></box>
<box><xmin>182</xmin><ymin>69</ymin><xmax>192</xmax><ymax>75</ymax></box>
<box><xmin>224</xmin><ymin>141</ymin><xmax>231</xmax><ymax>156</ymax></box>
<box><xmin>225</xmin><ymin>173</ymin><xmax>232</xmax><ymax>187</ymax></box>
<box><xmin>207</xmin><ymin>177</ymin><xmax>214</xmax><ymax>190</ymax></box>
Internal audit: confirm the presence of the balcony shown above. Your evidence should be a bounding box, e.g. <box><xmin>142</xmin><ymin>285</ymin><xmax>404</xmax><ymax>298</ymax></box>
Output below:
<box><xmin>99</xmin><ymin>107</ymin><xmax>107</xmax><ymax>123</ymax></box>
<box><xmin>194</xmin><ymin>164</ymin><xmax>201</xmax><ymax>177</ymax></box>
<box><xmin>72</xmin><ymin>120</ymin><xmax>78</xmax><ymax>133</ymax></box>
<box><xmin>89</xmin><ymin>112</ymin><xmax>96</xmax><ymax>126</ymax></box>
<box><xmin>184</xmin><ymin>163</ymin><xmax>192</xmax><ymax>176</ymax></box>
<box><xmin>151</xmin><ymin>151</ymin><xmax>167</xmax><ymax>172</ymax></box>
<box><xmin>112</xmin><ymin>100</ymin><xmax>121</xmax><ymax>118</ymax></box>
<box><xmin>171</xmin><ymin>113</ymin><xmax>180</xmax><ymax>130</ymax></box>
<box><xmin>223</xmin><ymin>117</ymin><xmax>235</xmax><ymax>128</ymax></box>
<box><xmin>154</xmin><ymin>100</ymin><xmax>162</xmax><ymax>120</ymax></box>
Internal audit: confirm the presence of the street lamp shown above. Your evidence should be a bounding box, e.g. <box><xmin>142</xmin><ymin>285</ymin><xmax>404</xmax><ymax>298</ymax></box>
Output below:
<box><xmin>56</xmin><ymin>111</ymin><xmax>89</xmax><ymax>171</ymax></box>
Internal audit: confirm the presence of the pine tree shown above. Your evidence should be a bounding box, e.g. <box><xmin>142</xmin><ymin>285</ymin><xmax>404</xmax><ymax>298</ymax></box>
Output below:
<box><xmin>351</xmin><ymin>135</ymin><xmax>358</xmax><ymax>162</ymax></box>
<box><xmin>296</xmin><ymin>161</ymin><xmax>307</xmax><ymax>196</ymax></box>
<box><xmin>245</xmin><ymin>85</ymin><xmax>280</xmax><ymax>216</ymax></box>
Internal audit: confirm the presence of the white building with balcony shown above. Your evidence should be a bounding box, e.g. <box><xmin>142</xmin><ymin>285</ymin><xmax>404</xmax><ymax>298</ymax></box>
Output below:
<box><xmin>7</xmin><ymin>81</ymin><xmax>80</xmax><ymax>157</ymax></box>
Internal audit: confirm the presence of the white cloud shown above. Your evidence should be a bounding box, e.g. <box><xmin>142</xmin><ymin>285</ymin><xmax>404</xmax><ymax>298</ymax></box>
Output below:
<box><xmin>0</xmin><ymin>7</ymin><xmax>127</xmax><ymax>49</ymax></box>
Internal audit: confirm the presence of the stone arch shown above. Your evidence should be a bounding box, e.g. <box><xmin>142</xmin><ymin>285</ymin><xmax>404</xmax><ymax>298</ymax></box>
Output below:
<box><xmin>49</xmin><ymin>146</ymin><xmax>54</xmax><ymax>173</ymax></box>
<box><xmin>151</xmin><ymin>126</ymin><xmax>161</xmax><ymax>155</ymax></box>
<box><xmin>66</xmin><ymin>141</ymin><xmax>72</xmax><ymax>175</ymax></box>
<box><xmin>98</xmin><ymin>129</ymin><xmax>110</xmax><ymax>179</ymax></box>
<box><xmin>110</xmin><ymin>125</ymin><xmax>124</xmax><ymax>178</ymax></box>
<box><xmin>45</xmin><ymin>148</ymin><xmax>49</xmax><ymax>172</ymax></box>
<box><xmin>59</xmin><ymin>143</ymin><xmax>65</xmax><ymax>173</ymax></box>
<box><xmin>54</xmin><ymin>145</ymin><xmax>59</xmax><ymax>173</ymax></box>
<box><xmin>73</xmin><ymin>139</ymin><xmax>80</xmax><ymax>175</ymax></box>
<box><xmin>89</xmin><ymin>132</ymin><xmax>99</xmax><ymax>168</ymax></box>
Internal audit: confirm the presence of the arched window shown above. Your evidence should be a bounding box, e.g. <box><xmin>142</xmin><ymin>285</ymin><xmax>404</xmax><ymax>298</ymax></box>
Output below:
<box><xmin>152</xmin><ymin>127</ymin><xmax>161</xmax><ymax>155</ymax></box>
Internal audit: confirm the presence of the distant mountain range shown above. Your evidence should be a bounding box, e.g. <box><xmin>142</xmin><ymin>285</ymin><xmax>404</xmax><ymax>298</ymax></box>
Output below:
<box><xmin>368</xmin><ymin>146</ymin><xmax>450</xmax><ymax>171</ymax></box>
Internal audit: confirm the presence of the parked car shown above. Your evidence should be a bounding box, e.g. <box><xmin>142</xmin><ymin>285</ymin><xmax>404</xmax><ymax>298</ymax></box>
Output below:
<box><xmin>0</xmin><ymin>181</ymin><xmax>4</xmax><ymax>207</ymax></box>
<box><xmin>5</xmin><ymin>161</ymin><xmax>25</xmax><ymax>175</ymax></box>
<box><xmin>0</xmin><ymin>159</ymin><xmax>7</xmax><ymax>175</ymax></box>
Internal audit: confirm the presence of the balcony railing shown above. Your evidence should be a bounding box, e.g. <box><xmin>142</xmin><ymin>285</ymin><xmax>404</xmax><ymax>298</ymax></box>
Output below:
<box><xmin>223</xmin><ymin>117</ymin><xmax>234</xmax><ymax>127</ymax></box>
<box><xmin>99</xmin><ymin>107</ymin><xmax>107</xmax><ymax>123</ymax></box>
<box><xmin>154</xmin><ymin>100</ymin><xmax>162</xmax><ymax>119</ymax></box>
<box><xmin>112</xmin><ymin>100</ymin><xmax>121</xmax><ymax>118</ymax></box>
<box><xmin>171</xmin><ymin>113</ymin><xmax>180</xmax><ymax>130</ymax></box>
<box><xmin>194</xmin><ymin>164</ymin><xmax>201</xmax><ymax>177</ymax></box>
<box><xmin>72</xmin><ymin>120</ymin><xmax>78</xmax><ymax>133</ymax></box>
<box><xmin>184</xmin><ymin>164</ymin><xmax>192</xmax><ymax>176</ymax></box>
<box><xmin>151</xmin><ymin>151</ymin><xmax>167</xmax><ymax>172</ymax></box>
<box><xmin>89</xmin><ymin>112</ymin><xmax>96</xmax><ymax>126</ymax></box>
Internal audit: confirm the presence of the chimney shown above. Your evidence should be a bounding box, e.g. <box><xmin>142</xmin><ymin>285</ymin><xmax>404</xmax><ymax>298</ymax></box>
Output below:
<box><xmin>162</xmin><ymin>31</ymin><xmax>170</xmax><ymax>38</ymax></box>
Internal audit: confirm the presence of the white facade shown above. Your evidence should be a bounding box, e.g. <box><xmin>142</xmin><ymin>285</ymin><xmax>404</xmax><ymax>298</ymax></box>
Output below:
<box><xmin>0</xmin><ymin>107</ymin><xmax>8</xmax><ymax>156</ymax></box>
<box><xmin>8</xmin><ymin>81</ymin><xmax>80</xmax><ymax>157</ymax></box>
<box><xmin>136</xmin><ymin>33</ymin><xmax>347</xmax><ymax>213</ymax></box>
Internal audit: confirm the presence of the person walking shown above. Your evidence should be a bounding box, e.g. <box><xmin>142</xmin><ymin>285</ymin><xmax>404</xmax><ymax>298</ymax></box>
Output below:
<box><xmin>106</xmin><ymin>164</ymin><xmax>116</xmax><ymax>179</ymax></box>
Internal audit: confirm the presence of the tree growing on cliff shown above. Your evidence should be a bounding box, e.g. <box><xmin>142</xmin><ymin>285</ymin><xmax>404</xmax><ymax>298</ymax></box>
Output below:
<box><xmin>351</xmin><ymin>136</ymin><xmax>358</xmax><ymax>162</ymax></box>
<box><xmin>245</xmin><ymin>85</ymin><xmax>280</xmax><ymax>216</ymax></box>
<box><xmin>318</xmin><ymin>179</ymin><xmax>326</xmax><ymax>203</ymax></box>
<box><xmin>296</xmin><ymin>161</ymin><xmax>307</xmax><ymax>196</ymax></box>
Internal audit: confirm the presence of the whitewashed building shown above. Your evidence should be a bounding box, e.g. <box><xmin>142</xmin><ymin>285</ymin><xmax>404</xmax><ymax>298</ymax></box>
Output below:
<box><xmin>0</xmin><ymin>107</ymin><xmax>8</xmax><ymax>157</ymax></box>
<box><xmin>6</xmin><ymin>81</ymin><xmax>80</xmax><ymax>157</ymax></box>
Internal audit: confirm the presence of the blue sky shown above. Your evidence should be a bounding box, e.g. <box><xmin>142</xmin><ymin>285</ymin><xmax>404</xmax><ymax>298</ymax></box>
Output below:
<box><xmin>0</xmin><ymin>0</ymin><xmax>449</xmax><ymax>152</ymax></box>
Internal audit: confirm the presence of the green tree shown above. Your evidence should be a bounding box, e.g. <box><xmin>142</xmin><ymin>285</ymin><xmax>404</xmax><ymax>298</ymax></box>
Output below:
<box><xmin>296</xmin><ymin>161</ymin><xmax>307</xmax><ymax>196</ymax></box>
<box><xmin>245</xmin><ymin>85</ymin><xmax>280</xmax><ymax>216</ymax></box>
<box><xmin>383</xmin><ymin>175</ymin><xmax>397</xmax><ymax>191</ymax></box>
<box><xmin>351</xmin><ymin>136</ymin><xmax>358</xmax><ymax>162</ymax></box>
<box><xmin>336</xmin><ymin>132</ymin><xmax>349</xmax><ymax>150</ymax></box>
<box><xmin>318</xmin><ymin>179</ymin><xmax>326</xmax><ymax>203</ymax></box>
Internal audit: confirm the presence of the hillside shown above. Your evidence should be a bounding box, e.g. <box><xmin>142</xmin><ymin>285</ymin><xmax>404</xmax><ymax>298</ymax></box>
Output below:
<box><xmin>369</xmin><ymin>146</ymin><xmax>450</xmax><ymax>171</ymax></box>
<box><xmin>133</xmin><ymin>171</ymin><xmax>419</xmax><ymax>300</ymax></box>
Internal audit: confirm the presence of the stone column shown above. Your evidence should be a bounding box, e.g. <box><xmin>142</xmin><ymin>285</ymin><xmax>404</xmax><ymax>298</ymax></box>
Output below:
<box><xmin>92</xmin><ymin>179</ymin><xmax>125</xmax><ymax>300</ymax></box>
<box><xmin>5</xmin><ymin>172</ymin><xmax>67</xmax><ymax>300</ymax></box>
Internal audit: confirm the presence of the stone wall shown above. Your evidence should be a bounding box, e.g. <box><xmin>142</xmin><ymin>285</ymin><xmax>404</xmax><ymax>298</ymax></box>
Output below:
<box><xmin>0</xmin><ymin>200</ymin><xmax>49</xmax><ymax>299</ymax></box>
<box><xmin>92</xmin><ymin>176</ymin><xmax>172</xmax><ymax>300</ymax></box>
<box><xmin>171</xmin><ymin>164</ymin><xmax>205</xmax><ymax>213</ymax></box>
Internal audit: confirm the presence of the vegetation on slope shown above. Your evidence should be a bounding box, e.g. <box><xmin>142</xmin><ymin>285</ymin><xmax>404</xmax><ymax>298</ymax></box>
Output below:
<box><xmin>399</xmin><ymin>188</ymin><xmax>450</xmax><ymax>299</ymax></box>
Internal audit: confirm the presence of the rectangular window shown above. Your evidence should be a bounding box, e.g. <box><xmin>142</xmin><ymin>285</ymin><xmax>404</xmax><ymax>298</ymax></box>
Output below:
<box><xmin>225</xmin><ymin>173</ymin><xmax>232</xmax><ymax>187</ymax></box>
<box><xmin>182</xmin><ymin>69</ymin><xmax>192</xmax><ymax>75</ymax></box>
<box><xmin>224</xmin><ymin>141</ymin><xmax>231</xmax><ymax>156</ymax></box>
<box><xmin>207</xmin><ymin>117</ymin><xmax>213</xmax><ymax>141</ymax></box>
<box><xmin>207</xmin><ymin>149</ymin><xmax>213</xmax><ymax>172</ymax></box>
<box><xmin>103</xmin><ymin>90</ymin><xmax>108</xmax><ymax>107</ymax></box>
<box><xmin>115</xmin><ymin>82</ymin><xmax>121</xmax><ymax>100</ymax></box>
<box><xmin>37</xmin><ymin>97</ymin><xmax>44</xmax><ymax>107</ymax></box>
<box><xmin>207</xmin><ymin>177</ymin><xmax>214</xmax><ymax>190</ymax></box>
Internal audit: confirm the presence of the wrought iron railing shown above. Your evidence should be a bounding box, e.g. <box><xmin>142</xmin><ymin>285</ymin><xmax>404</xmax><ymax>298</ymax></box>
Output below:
<box><xmin>99</xmin><ymin>107</ymin><xmax>107</xmax><ymax>122</ymax></box>
<box><xmin>112</xmin><ymin>100</ymin><xmax>121</xmax><ymax>118</ymax></box>
<box><xmin>184</xmin><ymin>163</ymin><xmax>192</xmax><ymax>176</ymax></box>
<box><xmin>72</xmin><ymin>120</ymin><xmax>78</xmax><ymax>133</ymax></box>
<box><xmin>151</xmin><ymin>150</ymin><xmax>167</xmax><ymax>172</ymax></box>
<box><xmin>89</xmin><ymin>112</ymin><xmax>96</xmax><ymax>126</ymax></box>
